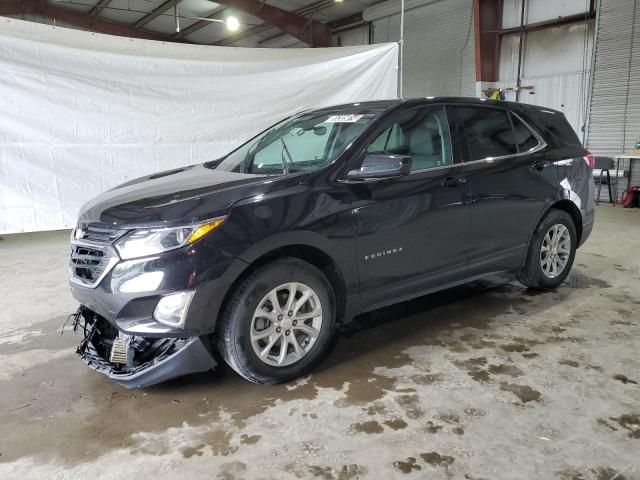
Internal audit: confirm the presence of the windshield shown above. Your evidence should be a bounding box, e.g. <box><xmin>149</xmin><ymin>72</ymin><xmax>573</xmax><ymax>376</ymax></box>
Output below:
<box><xmin>212</xmin><ymin>109</ymin><xmax>379</xmax><ymax>175</ymax></box>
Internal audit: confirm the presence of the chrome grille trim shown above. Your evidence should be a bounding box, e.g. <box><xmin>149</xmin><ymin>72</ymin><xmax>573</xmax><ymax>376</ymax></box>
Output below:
<box><xmin>69</xmin><ymin>223</ymin><xmax>122</xmax><ymax>289</ymax></box>
<box><xmin>69</xmin><ymin>241</ymin><xmax>119</xmax><ymax>288</ymax></box>
<box><xmin>74</xmin><ymin>222</ymin><xmax>128</xmax><ymax>244</ymax></box>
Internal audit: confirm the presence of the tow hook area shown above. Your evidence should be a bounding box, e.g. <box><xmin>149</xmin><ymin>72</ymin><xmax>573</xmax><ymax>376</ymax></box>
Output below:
<box><xmin>69</xmin><ymin>306</ymin><xmax>217</xmax><ymax>388</ymax></box>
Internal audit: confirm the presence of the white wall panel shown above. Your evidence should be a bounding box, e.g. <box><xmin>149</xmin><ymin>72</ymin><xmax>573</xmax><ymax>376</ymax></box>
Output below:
<box><xmin>496</xmin><ymin>73</ymin><xmax>590</xmax><ymax>134</ymax></box>
<box><xmin>498</xmin><ymin>18</ymin><xmax>593</xmax><ymax>137</ymax></box>
<box><xmin>523</xmin><ymin>24</ymin><xmax>593</xmax><ymax>78</ymax></box>
<box><xmin>502</xmin><ymin>0</ymin><xmax>590</xmax><ymax>28</ymax></box>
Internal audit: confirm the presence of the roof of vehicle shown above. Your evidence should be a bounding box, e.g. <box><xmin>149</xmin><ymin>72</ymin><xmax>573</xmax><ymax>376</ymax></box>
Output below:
<box><xmin>313</xmin><ymin>97</ymin><xmax>563</xmax><ymax>116</ymax></box>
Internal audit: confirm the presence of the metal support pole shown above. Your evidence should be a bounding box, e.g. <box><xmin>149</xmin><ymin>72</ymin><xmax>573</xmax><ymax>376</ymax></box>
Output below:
<box><xmin>621</xmin><ymin>0</ymin><xmax>638</xmax><ymax>153</ymax></box>
<box><xmin>515</xmin><ymin>0</ymin><xmax>526</xmax><ymax>102</ymax></box>
<box><xmin>582</xmin><ymin>0</ymin><xmax>600</xmax><ymax>145</ymax></box>
<box><xmin>398</xmin><ymin>0</ymin><xmax>405</xmax><ymax>99</ymax></box>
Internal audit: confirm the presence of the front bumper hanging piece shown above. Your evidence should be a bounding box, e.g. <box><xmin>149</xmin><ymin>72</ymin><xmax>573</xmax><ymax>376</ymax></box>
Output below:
<box><xmin>70</xmin><ymin>306</ymin><xmax>217</xmax><ymax>388</ymax></box>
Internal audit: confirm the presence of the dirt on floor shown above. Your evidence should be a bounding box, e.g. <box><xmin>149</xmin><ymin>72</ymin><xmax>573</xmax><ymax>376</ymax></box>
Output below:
<box><xmin>0</xmin><ymin>204</ymin><xmax>638</xmax><ymax>480</ymax></box>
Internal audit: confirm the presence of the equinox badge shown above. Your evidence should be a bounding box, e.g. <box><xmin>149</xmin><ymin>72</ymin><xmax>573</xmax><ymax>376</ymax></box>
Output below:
<box><xmin>364</xmin><ymin>247</ymin><xmax>403</xmax><ymax>262</ymax></box>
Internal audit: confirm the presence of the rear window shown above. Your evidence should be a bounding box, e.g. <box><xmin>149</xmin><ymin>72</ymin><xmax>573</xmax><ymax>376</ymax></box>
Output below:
<box><xmin>457</xmin><ymin>107</ymin><xmax>517</xmax><ymax>160</ymax></box>
<box><xmin>522</xmin><ymin>108</ymin><xmax>583</xmax><ymax>148</ymax></box>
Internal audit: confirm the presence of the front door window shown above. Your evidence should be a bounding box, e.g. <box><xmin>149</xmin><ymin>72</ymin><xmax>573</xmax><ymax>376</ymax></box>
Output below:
<box><xmin>367</xmin><ymin>107</ymin><xmax>453</xmax><ymax>172</ymax></box>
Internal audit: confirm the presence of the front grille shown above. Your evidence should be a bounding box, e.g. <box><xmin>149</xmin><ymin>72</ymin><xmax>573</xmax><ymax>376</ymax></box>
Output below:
<box><xmin>70</xmin><ymin>244</ymin><xmax>116</xmax><ymax>287</ymax></box>
<box><xmin>70</xmin><ymin>222</ymin><xmax>123</xmax><ymax>288</ymax></box>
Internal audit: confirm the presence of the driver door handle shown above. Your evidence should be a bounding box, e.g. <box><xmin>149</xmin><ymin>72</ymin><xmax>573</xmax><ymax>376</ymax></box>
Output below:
<box><xmin>441</xmin><ymin>176</ymin><xmax>467</xmax><ymax>187</ymax></box>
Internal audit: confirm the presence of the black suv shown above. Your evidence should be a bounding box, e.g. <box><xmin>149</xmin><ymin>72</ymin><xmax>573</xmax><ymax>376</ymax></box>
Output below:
<box><xmin>69</xmin><ymin>98</ymin><xmax>595</xmax><ymax>388</ymax></box>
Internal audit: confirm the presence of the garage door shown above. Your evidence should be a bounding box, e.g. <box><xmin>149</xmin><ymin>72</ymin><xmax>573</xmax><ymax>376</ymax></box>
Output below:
<box><xmin>369</xmin><ymin>0</ymin><xmax>476</xmax><ymax>98</ymax></box>
<box><xmin>587</xmin><ymin>0</ymin><xmax>640</xmax><ymax>159</ymax></box>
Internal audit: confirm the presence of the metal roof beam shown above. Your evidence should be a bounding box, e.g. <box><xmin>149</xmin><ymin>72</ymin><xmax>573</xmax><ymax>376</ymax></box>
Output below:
<box><xmin>473</xmin><ymin>0</ymin><xmax>502</xmax><ymax>82</ymax></box>
<box><xmin>213</xmin><ymin>0</ymin><xmax>335</xmax><ymax>46</ymax></box>
<box><xmin>89</xmin><ymin>0</ymin><xmax>113</xmax><ymax>17</ymax></box>
<box><xmin>0</xmin><ymin>0</ymin><xmax>37</xmax><ymax>15</ymax></box>
<box><xmin>212</xmin><ymin>0</ymin><xmax>332</xmax><ymax>47</ymax></box>
<box><xmin>134</xmin><ymin>0</ymin><xmax>182</xmax><ymax>29</ymax></box>
<box><xmin>0</xmin><ymin>0</ymin><xmax>182</xmax><ymax>42</ymax></box>
<box><xmin>256</xmin><ymin>11</ymin><xmax>364</xmax><ymax>47</ymax></box>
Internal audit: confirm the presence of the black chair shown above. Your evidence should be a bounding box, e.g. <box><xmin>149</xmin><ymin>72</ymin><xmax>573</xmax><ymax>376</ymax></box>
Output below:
<box><xmin>594</xmin><ymin>156</ymin><xmax>614</xmax><ymax>205</ymax></box>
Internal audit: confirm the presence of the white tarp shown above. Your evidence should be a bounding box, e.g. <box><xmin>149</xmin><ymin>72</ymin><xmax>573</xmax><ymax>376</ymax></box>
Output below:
<box><xmin>0</xmin><ymin>18</ymin><xmax>398</xmax><ymax>234</ymax></box>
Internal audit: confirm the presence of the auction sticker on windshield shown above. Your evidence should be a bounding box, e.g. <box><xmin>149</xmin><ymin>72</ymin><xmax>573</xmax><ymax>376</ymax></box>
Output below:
<box><xmin>326</xmin><ymin>114</ymin><xmax>363</xmax><ymax>123</ymax></box>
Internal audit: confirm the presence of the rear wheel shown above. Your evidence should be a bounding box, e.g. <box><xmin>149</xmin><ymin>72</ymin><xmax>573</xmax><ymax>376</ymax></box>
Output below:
<box><xmin>217</xmin><ymin>258</ymin><xmax>335</xmax><ymax>384</ymax></box>
<box><xmin>518</xmin><ymin>209</ymin><xmax>577</xmax><ymax>289</ymax></box>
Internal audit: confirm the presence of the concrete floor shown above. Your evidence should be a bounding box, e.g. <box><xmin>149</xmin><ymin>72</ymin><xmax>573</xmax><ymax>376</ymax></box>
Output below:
<box><xmin>0</xmin><ymin>204</ymin><xmax>638</xmax><ymax>480</ymax></box>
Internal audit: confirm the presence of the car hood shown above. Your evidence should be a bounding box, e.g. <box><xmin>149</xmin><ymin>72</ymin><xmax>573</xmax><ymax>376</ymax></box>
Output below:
<box><xmin>78</xmin><ymin>164</ymin><xmax>305</xmax><ymax>227</ymax></box>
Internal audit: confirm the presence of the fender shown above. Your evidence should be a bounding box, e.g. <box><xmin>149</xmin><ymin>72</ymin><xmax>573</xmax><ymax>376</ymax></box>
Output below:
<box><xmin>238</xmin><ymin>230</ymin><xmax>360</xmax><ymax>323</ymax></box>
<box><xmin>198</xmin><ymin>229</ymin><xmax>360</xmax><ymax>334</ymax></box>
<box><xmin>523</xmin><ymin>186</ymin><xmax>584</xmax><ymax>260</ymax></box>
<box><xmin>239</xmin><ymin>230</ymin><xmax>344</xmax><ymax>264</ymax></box>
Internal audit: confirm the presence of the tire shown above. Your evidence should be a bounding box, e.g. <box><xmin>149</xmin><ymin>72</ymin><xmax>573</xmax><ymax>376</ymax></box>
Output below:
<box><xmin>217</xmin><ymin>257</ymin><xmax>335</xmax><ymax>384</ymax></box>
<box><xmin>518</xmin><ymin>209</ymin><xmax>577</xmax><ymax>289</ymax></box>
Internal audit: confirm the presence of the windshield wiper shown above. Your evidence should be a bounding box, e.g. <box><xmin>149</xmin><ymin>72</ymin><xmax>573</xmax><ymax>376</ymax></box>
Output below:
<box><xmin>280</xmin><ymin>137</ymin><xmax>294</xmax><ymax>175</ymax></box>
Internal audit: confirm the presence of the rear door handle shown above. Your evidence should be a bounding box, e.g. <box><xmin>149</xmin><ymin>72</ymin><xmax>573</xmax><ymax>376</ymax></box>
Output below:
<box><xmin>531</xmin><ymin>160</ymin><xmax>552</xmax><ymax>170</ymax></box>
<box><xmin>441</xmin><ymin>176</ymin><xmax>467</xmax><ymax>187</ymax></box>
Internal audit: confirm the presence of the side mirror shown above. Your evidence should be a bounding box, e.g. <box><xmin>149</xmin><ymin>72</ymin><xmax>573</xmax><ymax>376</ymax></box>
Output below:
<box><xmin>347</xmin><ymin>154</ymin><xmax>412</xmax><ymax>180</ymax></box>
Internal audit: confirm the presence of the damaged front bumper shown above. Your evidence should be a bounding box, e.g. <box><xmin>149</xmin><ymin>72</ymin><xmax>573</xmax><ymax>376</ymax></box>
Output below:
<box><xmin>72</xmin><ymin>307</ymin><xmax>217</xmax><ymax>389</ymax></box>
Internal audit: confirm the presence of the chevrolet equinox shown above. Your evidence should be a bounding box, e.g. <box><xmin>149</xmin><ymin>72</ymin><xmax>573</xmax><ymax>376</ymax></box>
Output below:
<box><xmin>69</xmin><ymin>98</ymin><xmax>595</xmax><ymax>387</ymax></box>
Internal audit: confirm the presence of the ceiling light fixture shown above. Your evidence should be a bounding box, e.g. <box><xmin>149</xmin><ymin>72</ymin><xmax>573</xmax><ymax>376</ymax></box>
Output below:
<box><xmin>51</xmin><ymin>1</ymin><xmax>255</xmax><ymax>29</ymax></box>
<box><xmin>226</xmin><ymin>16</ymin><xmax>240</xmax><ymax>32</ymax></box>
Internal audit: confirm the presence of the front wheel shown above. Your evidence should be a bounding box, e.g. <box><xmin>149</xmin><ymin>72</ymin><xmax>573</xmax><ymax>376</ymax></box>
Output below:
<box><xmin>217</xmin><ymin>258</ymin><xmax>335</xmax><ymax>384</ymax></box>
<box><xmin>518</xmin><ymin>209</ymin><xmax>577</xmax><ymax>289</ymax></box>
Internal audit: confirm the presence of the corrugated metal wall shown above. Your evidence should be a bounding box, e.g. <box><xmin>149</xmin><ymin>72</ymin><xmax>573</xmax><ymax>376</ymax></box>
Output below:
<box><xmin>587</xmin><ymin>0</ymin><xmax>639</xmax><ymax>154</ymax></box>
<box><xmin>334</xmin><ymin>25</ymin><xmax>370</xmax><ymax>47</ymax></box>
<box><xmin>586</xmin><ymin>0</ymin><xmax>640</xmax><ymax>195</ymax></box>
<box><xmin>370</xmin><ymin>0</ymin><xmax>476</xmax><ymax>98</ymax></box>
<box><xmin>261</xmin><ymin>25</ymin><xmax>371</xmax><ymax>49</ymax></box>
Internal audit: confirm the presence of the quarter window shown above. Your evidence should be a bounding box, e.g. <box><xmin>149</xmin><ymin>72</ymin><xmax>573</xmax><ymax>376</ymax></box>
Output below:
<box><xmin>510</xmin><ymin>113</ymin><xmax>540</xmax><ymax>152</ymax></box>
<box><xmin>457</xmin><ymin>107</ymin><xmax>517</xmax><ymax>160</ymax></box>
<box><xmin>366</xmin><ymin>107</ymin><xmax>453</xmax><ymax>172</ymax></box>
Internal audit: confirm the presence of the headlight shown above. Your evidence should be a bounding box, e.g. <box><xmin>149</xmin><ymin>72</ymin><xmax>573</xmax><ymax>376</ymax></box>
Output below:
<box><xmin>114</xmin><ymin>217</ymin><xmax>225</xmax><ymax>260</ymax></box>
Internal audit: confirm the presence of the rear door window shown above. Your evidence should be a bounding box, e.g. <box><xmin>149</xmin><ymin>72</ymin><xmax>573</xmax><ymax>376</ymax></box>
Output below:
<box><xmin>456</xmin><ymin>107</ymin><xmax>518</xmax><ymax>161</ymax></box>
<box><xmin>510</xmin><ymin>113</ymin><xmax>540</xmax><ymax>152</ymax></box>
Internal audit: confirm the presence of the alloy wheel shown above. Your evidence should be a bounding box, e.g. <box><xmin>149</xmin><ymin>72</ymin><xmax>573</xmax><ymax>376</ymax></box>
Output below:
<box><xmin>250</xmin><ymin>282</ymin><xmax>323</xmax><ymax>367</ymax></box>
<box><xmin>540</xmin><ymin>223</ymin><xmax>571</xmax><ymax>278</ymax></box>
